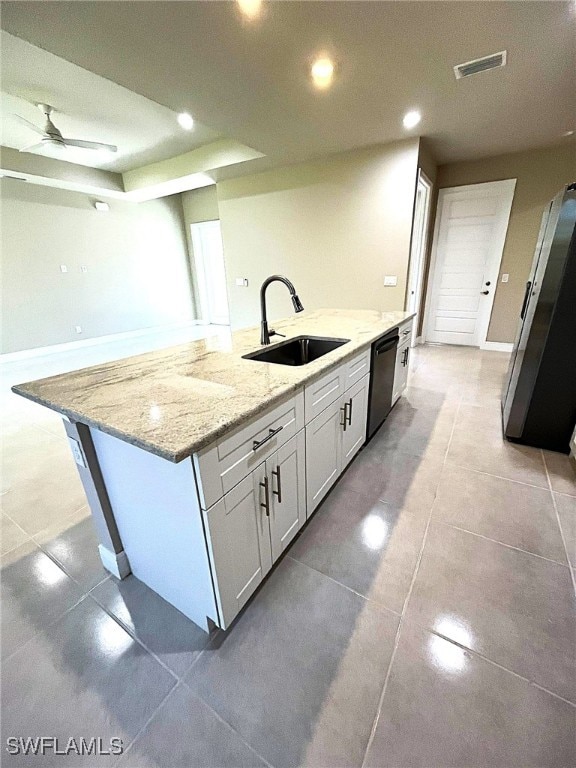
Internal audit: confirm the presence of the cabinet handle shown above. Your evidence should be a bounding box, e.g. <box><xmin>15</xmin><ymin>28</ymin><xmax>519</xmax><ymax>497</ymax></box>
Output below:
<box><xmin>402</xmin><ymin>348</ymin><xmax>409</xmax><ymax>367</ymax></box>
<box><xmin>272</xmin><ymin>465</ymin><xmax>282</xmax><ymax>503</ymax></box>
<box><xmin>346</xmin><ymin>397</ymin><xmax>352</xmax><ymax>425</ymax></box>
<box><xmin>340</xmin><ymin>406</ymin><xmax>347</xmax><ymax>431</ymax></box>
<box><xmin>253</xmin><ymin>425</ymin><xmax>283</xmax><ymax>451</ymax></box>
<box><xmin>260</xmin><ymin>476</ymin><xmax>270</xmax><ymax>517</ymax></box>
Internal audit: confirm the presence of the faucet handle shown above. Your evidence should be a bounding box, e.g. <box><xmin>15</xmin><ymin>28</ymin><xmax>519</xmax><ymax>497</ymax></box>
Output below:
<box><xmin>270</xmin><ymin>329</ymin><xmax>286</xmax><ymax>339</ymax></box>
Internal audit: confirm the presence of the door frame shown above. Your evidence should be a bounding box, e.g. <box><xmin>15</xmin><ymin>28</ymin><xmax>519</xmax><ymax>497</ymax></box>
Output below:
<box><xmin>406</xmin><ymin>169</ymin><xmax>433</xmax><ymax>346</ymax></box>
<box><xmin>190</xmin><ymin>219</ymin><xmax>230</xmax><ymax>326</ymax></box>
<box><xmin>422</xmin><ymin>179</ymin><xmax>516</xmax><ymax>349</ymax></box>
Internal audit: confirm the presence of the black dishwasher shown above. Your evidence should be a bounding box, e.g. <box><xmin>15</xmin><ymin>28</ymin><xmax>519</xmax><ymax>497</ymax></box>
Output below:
<box><xmin>366</xmin><ymin>329</ymin><xmax>399</xmax><ymax>440</ymax></box>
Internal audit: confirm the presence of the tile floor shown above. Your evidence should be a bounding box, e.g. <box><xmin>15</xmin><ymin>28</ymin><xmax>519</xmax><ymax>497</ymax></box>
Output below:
<box><xmin>1</xmin><ymin>338</ymin><xmax>575</xmax><ymax>767</ymax></box>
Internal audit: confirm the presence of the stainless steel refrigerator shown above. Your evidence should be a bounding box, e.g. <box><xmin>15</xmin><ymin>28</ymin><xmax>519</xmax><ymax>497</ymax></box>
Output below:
<box><xmin>502</xmin><ymin>183</ymin><xmax>576</xmax><ymax>453</ymax></box>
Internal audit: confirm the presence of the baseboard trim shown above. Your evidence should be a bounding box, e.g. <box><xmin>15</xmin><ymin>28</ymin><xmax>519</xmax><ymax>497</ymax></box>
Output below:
<box><xmin>98</xmin><ymin>545</ymin><xmax>131</xmax><ymax>580</ymax></box>
<box><xmin>480</xmin><ymin>341</ymin><xmax>513</xmax><ymax>352</ymax></box>
<box><xmin>1</xmin><ymin>321</ymin><xmax>199</xmax><ymax>363</ymax></box>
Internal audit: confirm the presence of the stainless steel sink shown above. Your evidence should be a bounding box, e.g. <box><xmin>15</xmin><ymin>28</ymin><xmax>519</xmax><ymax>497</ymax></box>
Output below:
<box><xmin>243</xmin><ymin>336</ymin><xmax>350</xmax><ymax>366</ymax></box>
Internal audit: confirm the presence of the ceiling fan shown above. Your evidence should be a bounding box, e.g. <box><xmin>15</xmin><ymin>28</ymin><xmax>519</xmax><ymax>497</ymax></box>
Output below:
<box><xmin>14</xmin><ymin>103</ymin><xmax>118</xmax><ymax>154</ymax></box>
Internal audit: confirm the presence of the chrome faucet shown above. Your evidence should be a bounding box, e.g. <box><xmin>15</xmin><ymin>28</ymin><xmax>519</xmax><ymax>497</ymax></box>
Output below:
<box><xmin>259</xmin><ymin>275</ymin><xmax>304</xmax><ymax>345</ymax></box>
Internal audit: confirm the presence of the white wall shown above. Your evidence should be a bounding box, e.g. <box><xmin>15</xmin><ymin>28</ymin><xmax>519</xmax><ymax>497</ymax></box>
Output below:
<box><xmin>216</xmin><ymin>140</ymin><xmax>420</xmax><ymax>329</ymax></box>
<box><xmin>1</xmin><ymin>179</ymin><xmax>195</xmax><ymax>353</ymax></box>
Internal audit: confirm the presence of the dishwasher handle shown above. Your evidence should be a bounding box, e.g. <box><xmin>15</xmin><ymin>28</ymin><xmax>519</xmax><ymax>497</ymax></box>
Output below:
<box><xmin>375</xmin><ymin>337</ymin><xmax>399</xmax><ymax>356</ymax></box>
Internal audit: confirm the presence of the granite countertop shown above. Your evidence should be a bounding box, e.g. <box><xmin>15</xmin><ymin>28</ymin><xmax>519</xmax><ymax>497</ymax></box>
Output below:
<box><xmin>12</xmin><ymin>309</ymin><xmax>414</xmax><ymax>462</ymax></box>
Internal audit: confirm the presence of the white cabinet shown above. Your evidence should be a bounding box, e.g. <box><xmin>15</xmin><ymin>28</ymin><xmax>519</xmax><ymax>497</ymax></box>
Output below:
<box><xmin>306</xmin><ymin>373</ymin><xmax>370</xmax><ymax>514</ymax></box>
<box><xmin>266</xmin><ymin>430</ymin><xmax>306</xmax><ymax>562</ymax></box>
<box><xmin>342</xmin><ymin>374</ymin><xmax>369</xmax><ymax>468</ymax></box>
<box><xmin>203</xmin><ymin>471</ymin><xmax>272</xmax><ymax>629</ymax></box>
<box><xmin>392</xmin><ymin>321</ymin><xmax>412</xmax><ymax>405</ymax></box>
<box><xmin>305</xmin><ymin>398</ymin><xmax>343</xmax><ymax>513</ymax></box>
<box><xmin>203</xmin><ymin>431</ymin><xmax>306</xmax><ymax>628</ymax></box>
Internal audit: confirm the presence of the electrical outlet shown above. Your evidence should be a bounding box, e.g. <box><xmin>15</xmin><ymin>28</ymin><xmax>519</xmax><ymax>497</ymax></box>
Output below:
<box><xmin>384</xmin><ymin>275</ymin><xmax>397</xmax><ymax>287</ymax></box>
<box><xmin>501</xmin><ymin>273</ymin><xmax>509</xmax><ymax>283</ymax></box>
<box><xmin>235</xmin><ymin>277</ymin><xmax>249</xmax><ymax>287</ymax></box>
<box><xmin>67</xmin><ymin>437</ymin><xmax>87</xmax><ymax>468</ymax></box>
<box><xmin>60</xmin><ymin>264</ymin><xmax>68</xmax><ymax>273</ymax></box>
<box><xmin>75</xmin><ymin>326</ymin><xmax>82</xmax><ymax>334</ymax></box>
<box><xmin>81</xmin><ymin>265</ymin><xmax>88</xmax><ymax>273</ymax></box>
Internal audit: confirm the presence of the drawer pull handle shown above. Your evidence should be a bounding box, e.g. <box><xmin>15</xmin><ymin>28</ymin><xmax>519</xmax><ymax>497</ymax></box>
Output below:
<box><xmin>260</xmin><ymin>476</ymin><xmax>270</xmax><ymax>517</ymax></box>
<box><xmin>253</xmin><ymin>425</ymin><xmax>283</xmax><ymax>451</ymax></box>
<box><xmin>272</xmin><ymin>465</ymin><xmax>282</xmax><ymax>503</ymax></box>
<box><xmin>346</xmin><ymin>397</ymin><xmax>353</xmax><ymax>426</ymax></box>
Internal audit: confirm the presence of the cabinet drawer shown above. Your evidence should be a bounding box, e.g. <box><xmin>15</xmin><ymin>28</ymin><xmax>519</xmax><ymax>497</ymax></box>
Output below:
<box><xmin>194</xmin><ymin>391</ymin><xmax>304</xmax><ymax>509</ymax></box>
<box><xmin>304</xmin><ymin>366</ymin><xmax>345</xmax><ymax>422</ymax></box>
<box><xmin>398</xmin><ymin>320</ymin><xmax>413</xmax><ymax>346</ymax></box>
<box><xmin>344</xmin><ymin>348</ymin><xmax>370</xmax><ymax>391</ymax></box>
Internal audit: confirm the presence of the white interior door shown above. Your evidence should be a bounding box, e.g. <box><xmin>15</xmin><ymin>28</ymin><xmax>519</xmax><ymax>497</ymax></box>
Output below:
<box><xmin>190</xmin><ymin>220</ymin><xmax>230</xmax><ymax>325</ymax></box>
<box><xmin>406</xmin><ymin>171</ymin><xmax>432</xmax><ymax>344</ymax></box>
<box><xmin>424</xmin><ymin>179</ymin><xmax>516</xmax><ymax>346</ymax></box>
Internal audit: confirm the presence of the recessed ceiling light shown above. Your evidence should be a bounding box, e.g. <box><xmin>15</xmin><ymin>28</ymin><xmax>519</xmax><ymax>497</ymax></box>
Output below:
<box><xmin>94</xmin><ymin>201</ymin><xmax>110</xmax><ymax>212</ymax></box>
<box><xmin>403</xmin><ymin>111</ymin><xmax>421</xmax><ymax>129</ymax></box>
<box><xmin>237</xmin><ymin>0</ymin><xmax>262</xmax><ymax>19</ymax></box>
<box><xmin>311</xmin><ymin>57</ymin><xmax>335</xmax><ymax>90</ymax></box>
<box><xmin>177</xmin><ymin>112</ymin><xmax>194</xmax><ymax>130</ymax></box>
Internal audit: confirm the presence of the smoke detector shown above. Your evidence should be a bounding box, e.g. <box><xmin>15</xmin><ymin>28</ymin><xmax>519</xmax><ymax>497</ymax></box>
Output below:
<box><xmin>454</xmin><ymin>51</ymin><xmax>507</xmax><ymax>80</ymax></box>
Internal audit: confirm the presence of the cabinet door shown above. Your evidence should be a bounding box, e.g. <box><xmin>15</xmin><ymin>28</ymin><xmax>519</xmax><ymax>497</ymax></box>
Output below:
<box><xmin>341</xmin><ymin>374</ymin><xmax>369</xmax><ymax>469</ymax></box>
<box><xmin>305</xmin><ymin>399</ymin><xmax>343</xmax><ymax>515</ymax></box>
<box><xmin>267</xmin><ymin>431</ymin><xmax>306</xmax><ymax>562</ymax></box>
<box><xmin>392</xmin><ymin>342</ymin><xmax>410</xmax><ymax>404</ymax></box>
<box><xmin>203</xmin><ymin>469</ymin><xmax>272</xmax><ymax>629</ymax></box>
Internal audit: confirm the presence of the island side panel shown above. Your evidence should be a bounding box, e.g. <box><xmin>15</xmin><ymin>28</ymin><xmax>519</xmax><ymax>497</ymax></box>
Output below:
<box><xmin>90</xmin><ymin>428</ymin><xmax>220</xmax><ymax>633</ymax></box>
<box><xmin>63</xmin><ymin>419</ymin><xmax>130</xmax><ymax>578</ymax></box>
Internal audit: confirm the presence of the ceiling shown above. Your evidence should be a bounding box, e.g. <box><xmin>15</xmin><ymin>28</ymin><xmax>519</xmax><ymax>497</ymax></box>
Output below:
<box><xmin>0</xmin><ymin>32</ymin><xmax>222</xmax><ymax>173</ymax></box>
<box><xmin>1</xmin><ymin>1</ymin><xmax>575</xmax><ymax>177</ymax></box>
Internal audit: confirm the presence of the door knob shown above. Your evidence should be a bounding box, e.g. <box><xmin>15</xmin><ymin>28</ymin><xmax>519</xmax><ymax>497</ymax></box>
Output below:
<box><xmin>481</xmin><ymin>290</ymin><xmax>489</xmax><ymax>295</ymax></box>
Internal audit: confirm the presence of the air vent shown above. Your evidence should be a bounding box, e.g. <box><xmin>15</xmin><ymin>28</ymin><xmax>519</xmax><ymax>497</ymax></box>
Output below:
<box><xmin>454</xmin><ymin>51</ymin><xmax>507</xmax><ymax>79</ymax></box>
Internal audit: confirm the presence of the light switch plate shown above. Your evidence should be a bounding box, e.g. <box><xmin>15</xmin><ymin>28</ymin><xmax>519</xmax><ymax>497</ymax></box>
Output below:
<box><xmin>67</xmin><ymin>437</ymin><xmax>87</xmax><ymax>468</ymax></box>
<box><xmin>501</xmin><ymin>273</ymin><xmax>509</xmax><ymax>283</ymax></box>
<box><xmin>81</xmin><ymin>265</ymin><xmax>88</xmax><ymax>273</ymax></box>
<box><xmin>60</xmin><ymin>264</ymin><xmax>68</xmax><ymax>273</ymax></box>
<box><xmin>235</xmin><ymin>278</ymin><xmax>249</xmax><ymax>287</ymax></box>
<box><xmin>384</xmin><ymin>275</ymin><xmax>397</xmax><ymax>287</ymax></box>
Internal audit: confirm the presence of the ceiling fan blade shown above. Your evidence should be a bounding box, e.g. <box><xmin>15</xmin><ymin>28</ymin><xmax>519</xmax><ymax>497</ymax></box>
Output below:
<box><xmin>13</xmin><ymin>114</ymin><xmax>46</xmax><ymax>136</ymax></box>
<box><xmin>63</xmin><ymin>138</ymin><xmax>118</xmax><ymax>152</ymax></box>
<box><xmin>18</xmin><ymin>142</ymin><xmax>52</xmax><ymax>154</ymax></box>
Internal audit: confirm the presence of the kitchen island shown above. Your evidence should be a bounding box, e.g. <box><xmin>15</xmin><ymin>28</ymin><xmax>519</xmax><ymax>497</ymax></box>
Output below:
<box><xmin>13</xmin><ymin>309</ymin><xmax>414</xmax><ymax>631</ymax></box>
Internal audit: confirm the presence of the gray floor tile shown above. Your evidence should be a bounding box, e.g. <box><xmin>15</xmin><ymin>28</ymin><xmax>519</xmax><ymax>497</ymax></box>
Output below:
<box><xmin>0</xmin><ymin>425</ymin><xmax>69</xmax><ymax>493</ymax></box>
<box><xmin>364</xmin><ymin>621</ymin><xmax>576</xmax><ymax>768</ymax></box>
<box><xmin>185</xmin><ymin>557</ymin><xmax>399</xmax><ymax>768</ymax></box>
<box><xmin>36</xmin><ymin>514</ymin><xmax>108</xmax><ymax>592</ymax></box>
<box><xmin>343</xmin><ymin>446</ymin><xmax>443</xmax><ymax>512</ymax></box>
<box><xmin>92</xmin><ymin>575</ymin><xmax>211</xmax><ymax>678</ymax></box>
<box><xmin>291</xmin><ymin>483</ymin><xmax>427</xmax><ymax>613</ymax></box>
<box><xmin>2</xmin><ymin>465</ymin><xmax>87</xmax><ymax>536</ymax></box>
<box><xmin>1</xmin><ymin>513</ymin><xmax>30</xmax><ymax>555</ymax></box>
<box><xmin>405</xmin><ymin>523</ymin><xmax>576</xmax><ymax>703</ymax></box>
<box><xmin>367</xmin><ymin>404</ymin><xmax>454</xmax><ymax>460</ymax></box>
<box><xmin>446</xmin><ymin>420</ymin><xmax>549</xmax><ymax>488</ymax></box>
<box><xmin>555</xmin><ymin>493</ymin><xmax>576</xmax><ymax>568</ymax></box>
<box><xmin>433</xmin><ymin>463</ymin><xmax>567</xmax><ymax>563</ymax></box>
<box><xmin>118</xmin><ymin>684</ymin><xmax>267</xmax><ymax>768</ymax></box>
<box><xmin>1</xmin><ymin>597</ymin><xmax>176</xmax><ymax>767</ymax></box>
<box><xmin>1</xmin><ymin>541</ymin><xmax>83</xmax><ymax>661</ymax></box>
<box><xmin>543</xmin><ymin>451</ymin><xmax>576</xmax><ymax>496</ymax></box>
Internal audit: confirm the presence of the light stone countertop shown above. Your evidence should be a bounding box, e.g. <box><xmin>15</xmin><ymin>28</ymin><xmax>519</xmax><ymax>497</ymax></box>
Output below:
<box><xmin>12</xmin><ymin>309</ymin><xmax>414</xmax><ymax>462</ymax></box>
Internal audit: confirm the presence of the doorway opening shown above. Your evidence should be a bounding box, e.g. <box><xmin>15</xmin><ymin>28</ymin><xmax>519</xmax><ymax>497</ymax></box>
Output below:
<box><xmin>190</xmin><ymin>220</ymin><xmax>230</xmax><ymax>326</ymax></box>
<box><xmin>406</xmin><ymin>170</ymin><xmax>432</xmax><ymax>345</ymax></box>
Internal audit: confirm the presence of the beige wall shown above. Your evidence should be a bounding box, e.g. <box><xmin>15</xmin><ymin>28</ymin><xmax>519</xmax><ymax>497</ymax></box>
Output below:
<box><xmin>435</xmin><ymin>143</ymin><xmax>576</xmax><ymax>343</ymax></box>
<box><xmin>216</xmin><ymin>140</ymin><xmax>420</xmax><ymax>329</ymax></box>
<box><xmin>1</xmin><ymin>179</ymin><xmax>194</xmax><ymax>353</ymax></box>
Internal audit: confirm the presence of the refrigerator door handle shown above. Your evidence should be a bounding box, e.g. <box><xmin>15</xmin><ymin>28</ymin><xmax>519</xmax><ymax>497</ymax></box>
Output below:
<box><xmin>520</xmin><ymin>281</ymin><xmax>532</xmax><ymax>320</ymax></box>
